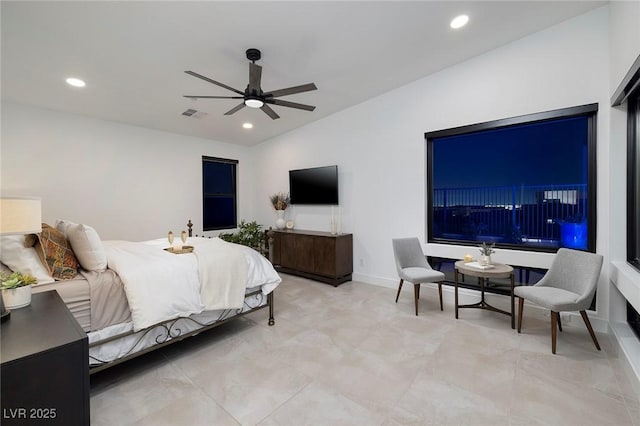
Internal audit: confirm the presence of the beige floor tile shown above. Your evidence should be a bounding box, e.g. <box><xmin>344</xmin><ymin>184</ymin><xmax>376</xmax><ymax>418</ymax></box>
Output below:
<box><xmin>89</xmin><ymin>275</ymin><xmax>640</xmax><ymax>426</ymax></box>
<box><xmin>188</xmin><ymin>353</ymin><xmax>312</xmax><ymax>426</ymax></box>
<box><xmin>314</xmin><ymin>347</ymin><xmax>422</xmax><ymax>413</ymax></box>
<box><xmin>131</xmin><ymin>388</ymin><xmax>240</xmax><ymax>426</ymax></box>
<box><xmin>385</xmin><ymin>369</ymin><xmax>511</xmax><ymax>425</ymax></box>
<box><xmin>90</xmin><ymin>354</ymin><xmax>195</xmax><ymax>426</ymax></box>
<box><xmin>259</xmin><ymin>381</ymin><xmax>385</xmax><ymax>426</ymax></box>
<box><xmin>510</xmin><ymin>366</ymin><xmax>633</xmax><ymax>425</ymax></box>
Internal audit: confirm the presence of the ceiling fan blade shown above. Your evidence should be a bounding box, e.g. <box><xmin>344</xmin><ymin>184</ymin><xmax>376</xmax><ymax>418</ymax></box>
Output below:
<box><xmin>224</xmin><ymin>103</ymin><xmax>246</xmax><ymax>115</ymax></box>
<box><xmin>260</xmin><ymin>104</ymin><xmax>280</xmax><ymax>120</ymax></box>
<box><xmin>185</xmin><ymin>71</ymin><xmax>244</xmax><ymax>95</ymax></box>
<box><xmin>264</xmin><ymin>83</ymin><xmax>317</xmax><ymax>98</ymax></box>
<box><xmin>183</xmin><ymin>95</ymin><xmax>244</xmax><ymax>99</ymax></box>
<box><xmin>265</xmin><ymin>98</ymin><xmax>316</xmax><ymax>111</ymax></box>
<box><xmin>249</xmin><ymin>63</ymin><xmax>262</xmax><ymax>94</ymax></box>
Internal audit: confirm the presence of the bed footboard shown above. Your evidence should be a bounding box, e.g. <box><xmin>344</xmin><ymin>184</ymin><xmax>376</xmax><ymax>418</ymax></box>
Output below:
<box><xmin>89</xmin><ymin>288</ymin><xmax>275</xmax><ymax>374</ymax></box>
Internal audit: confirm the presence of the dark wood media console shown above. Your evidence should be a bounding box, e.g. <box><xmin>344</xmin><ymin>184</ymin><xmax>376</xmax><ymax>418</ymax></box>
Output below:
<box><xmin>268</xmin><ymin>229</ymin><xmax>353</xmax><ymax>286</ymax></box>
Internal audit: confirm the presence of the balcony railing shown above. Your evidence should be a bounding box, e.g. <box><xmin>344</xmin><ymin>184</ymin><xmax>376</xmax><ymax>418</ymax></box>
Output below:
<box><xmin>432</xmin><ymin>184</ymin><xmax>587</xmax><ymax>248</ymax></box>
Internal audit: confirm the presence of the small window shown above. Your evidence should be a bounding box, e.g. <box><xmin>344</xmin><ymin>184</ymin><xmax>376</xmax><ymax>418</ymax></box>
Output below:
<box><xmin>202</xmin><ymin>156</ymin><xmax>238</xmax><ymax>231</ymax></box>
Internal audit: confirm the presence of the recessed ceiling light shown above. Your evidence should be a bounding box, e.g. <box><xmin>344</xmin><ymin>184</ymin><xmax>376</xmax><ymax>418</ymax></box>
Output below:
<box><xmin>450</xmin><ymin>14</ymin><xmax>469</xmax><ymax>29</ymax></box>
<box><xmin>65</xmin><ymin>77</ymin><xmax>86</xmax><ymax>87</ymax></box>
<box><xmin>242</xmin><ymin>123</ymin><xmax>254</xmax><ymax>129</ymax></box>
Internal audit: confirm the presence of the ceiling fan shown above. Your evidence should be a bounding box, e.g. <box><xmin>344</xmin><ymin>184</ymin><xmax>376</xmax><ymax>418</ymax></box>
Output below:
<box><xmin>184</xmin><ymin>48</ymin><xmax>317</xmax><ymax>120</ymax></box>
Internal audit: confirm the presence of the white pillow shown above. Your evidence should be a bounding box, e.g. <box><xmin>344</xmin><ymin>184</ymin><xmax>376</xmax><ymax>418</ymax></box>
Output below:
<box><xmin>0</xmin><ymin>235</ymin><xmax>55</xmax><ymax>284</ymax></box>
<box><xmin>66</xmin><ymin>223</ymin><xmax>107</xmax><ymax>272</ymax></box>
<box><xmin>55</xmin><ymin>219</ymin><xmax>78</xmax><ymax>238</ymax></box>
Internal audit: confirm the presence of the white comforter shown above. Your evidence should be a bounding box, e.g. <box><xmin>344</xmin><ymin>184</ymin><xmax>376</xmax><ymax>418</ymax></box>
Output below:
<box><xmin>104</xmin><ymin>237</ymin><xmax>281</xmax><ymax>331</ymax></box>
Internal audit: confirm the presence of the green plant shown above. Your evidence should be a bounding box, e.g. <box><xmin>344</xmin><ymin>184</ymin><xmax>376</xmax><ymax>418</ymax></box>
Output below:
<box><xmin>0</xmin><ymin>271</ymin><xmax>37</xmax><ymax>289</ymax></box>
<box><xmin>219</xmin><ymin>220</ymin><xmax>265</xmax><ymax>251</ymax></box>
<box><xmin>478</xmin><ymin>242</ymin><xmax>495</xmax><ymax>256</ymax></box>
<box><xmin>269</xmin><ymin>192</ymin><xmax>290</xmax><ymax>210</ymax></box>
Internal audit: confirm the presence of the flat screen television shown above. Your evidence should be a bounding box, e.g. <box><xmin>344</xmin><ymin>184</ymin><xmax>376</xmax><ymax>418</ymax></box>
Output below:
<box><xmin>289</xmin><ymin>165</ymin><xmax>339</xmax><ymax>205</ymax></box>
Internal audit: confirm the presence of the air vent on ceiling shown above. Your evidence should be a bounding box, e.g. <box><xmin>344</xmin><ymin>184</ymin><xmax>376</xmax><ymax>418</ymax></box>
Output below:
<box><xmin>181</xmin><ymin>109</ymin><xmax>208</xmax><ymax>119</ymax></box>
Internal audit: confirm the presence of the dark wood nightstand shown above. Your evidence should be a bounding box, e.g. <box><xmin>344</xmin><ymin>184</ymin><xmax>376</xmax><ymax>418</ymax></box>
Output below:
<box><xmin>1</xmin><ymin>290</ymin><xmax>89</xmax><ymax>425</ymax></box>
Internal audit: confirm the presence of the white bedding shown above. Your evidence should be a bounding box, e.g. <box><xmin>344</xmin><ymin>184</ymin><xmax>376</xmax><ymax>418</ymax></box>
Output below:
<box><xmin>104</xmin><ymin>237</ymin><xmax>281</xmax><ymax>332</ymax></box>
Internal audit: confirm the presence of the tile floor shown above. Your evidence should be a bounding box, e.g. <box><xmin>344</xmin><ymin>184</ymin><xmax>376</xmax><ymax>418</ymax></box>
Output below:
<box><xmin>90</xmin><ymin>275</ymin><xmax>640</xmax><ymax>425</ymax></box>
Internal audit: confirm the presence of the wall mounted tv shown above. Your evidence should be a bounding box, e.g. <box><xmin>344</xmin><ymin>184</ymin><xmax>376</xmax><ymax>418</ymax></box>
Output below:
<box><xmin>289</xmin><ymin>165</ymin><xmax>339</xmax><ymax>205</ymax></box>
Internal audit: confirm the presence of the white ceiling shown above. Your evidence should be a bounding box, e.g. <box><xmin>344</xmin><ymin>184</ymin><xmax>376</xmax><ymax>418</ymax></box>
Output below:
<box><xmin>1</xmin><ymin>1</ymin><xmax>606</xmax><ymax>146</ymax></box>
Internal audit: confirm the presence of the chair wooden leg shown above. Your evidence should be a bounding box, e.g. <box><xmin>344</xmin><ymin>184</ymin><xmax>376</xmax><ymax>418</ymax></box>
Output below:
<box><xmin>395</xmin><ymin>279</ymin><xmax>404</xmax><ymax>303</ymax></box>
<box><xmin>414</xmin><ymin>284</ymin><xmax>419</xmax><ymax>316</ymax></box>
<box><xmin>438</xmin><ymin>282</ymin><xmax>443</xmax><ymax>311</ymax></box>
<box><xmin>557</xmin><ymin>314</ymin><xmax>563</xmax><ymax>332</ymax></box>
<box><xmin>517</xmin><ymin>297</ymin><xmax>524</xmax><ymax>333</ymax></box>
<box><xmin>580</xmin><ymin>310</ymin><xmax>601</xmax><ymax>351</ymax></box>
<box><xmin>551</xmin><ymin>311</ymin><xmax>558</xmax><ymax>354</ymax></box>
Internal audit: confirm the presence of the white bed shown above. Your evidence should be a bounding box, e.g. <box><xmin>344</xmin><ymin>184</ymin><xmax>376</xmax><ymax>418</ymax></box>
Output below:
<box><xmin>2</xmin><ymin>226</ymin><xmax>280</xmax><ymax>373</ymax></box>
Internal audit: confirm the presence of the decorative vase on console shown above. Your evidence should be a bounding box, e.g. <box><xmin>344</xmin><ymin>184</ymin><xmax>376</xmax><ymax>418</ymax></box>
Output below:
<box><xmin>275</xmin><ymin>210</ymin><xmax>286</xmax><ymax>230</ymax></box>
<box><xmin>269</xmin><ymin>192</ymin><xmax>290</xmax><ymax>230</ymax></box>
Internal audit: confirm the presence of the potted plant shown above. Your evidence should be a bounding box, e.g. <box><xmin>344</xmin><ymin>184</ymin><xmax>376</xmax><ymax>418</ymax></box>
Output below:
<box><xmin>269</xmin><ymin>192</ymin><xmax>290</xmax><ymax>229</ymax></box>
<box><xmin>219</xmin><ymin>220</ymin><xmax>266</xmax><ymax>255</ymax></box>
<box><xmin>478</xmin><ymin>242</ymin><xmax>495</xmax><ymax>266</ymax></box>
<box><xmin>1</xmin><ymin>271</ymin><xmax>37</xmax><ymax>309</ymax></box>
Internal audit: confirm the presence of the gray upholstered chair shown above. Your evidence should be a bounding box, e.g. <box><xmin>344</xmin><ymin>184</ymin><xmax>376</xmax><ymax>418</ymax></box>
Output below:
<box><xmin>514</xmin><ymin>248</ymin><xmax>603</xmax><ymax>354</ymax></box>
<box><xmin>392</xmin><ymin>238</ymin><xmax>445</xmax><ymax>315</ymax></box>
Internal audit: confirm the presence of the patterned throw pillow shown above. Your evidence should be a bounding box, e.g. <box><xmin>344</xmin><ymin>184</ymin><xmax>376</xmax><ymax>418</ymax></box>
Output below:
<box><xmin>32</xmin><ymin>223</ymin><xmax>79</xmax><ymax>280</ymax></box>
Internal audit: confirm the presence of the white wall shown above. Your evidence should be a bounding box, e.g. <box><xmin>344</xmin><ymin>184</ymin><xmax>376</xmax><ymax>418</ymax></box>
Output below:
<box><xmin>0</xmin><ymin>102</ymin><xmax>255</xmax><ymax>241</ymax></box>
<box><xmin>253</xmin><ymin>7</ymin><xmax>612</xmax><ymax>307</ymax></box>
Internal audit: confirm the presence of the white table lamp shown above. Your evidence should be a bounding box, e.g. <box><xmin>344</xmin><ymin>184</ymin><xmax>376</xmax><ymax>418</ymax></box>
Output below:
<box><xmin>0</xmin><ymin>197</ymin><xmax>42</xmax><ymax>321</ymax></box>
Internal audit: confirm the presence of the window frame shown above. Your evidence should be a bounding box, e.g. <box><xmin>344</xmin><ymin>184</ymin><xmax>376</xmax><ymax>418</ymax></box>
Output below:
<box><xmin>425</xmin><ymin>103</ymin><xmax>598</xmax><ymax>253</ymax></box>
<box><xmin>202</xmin><ymin>156</ymin><xmax>238</xmax><ymax>231</ymax></box>
<box><xmin>626</xmin><ymin>78</ymin><xmax>640</xmax><ymax>270</ymax></box>
<box><xmin>612</xmin><ymin>54</ymin><xmax>640</xmax><ymax>271</ymax></box>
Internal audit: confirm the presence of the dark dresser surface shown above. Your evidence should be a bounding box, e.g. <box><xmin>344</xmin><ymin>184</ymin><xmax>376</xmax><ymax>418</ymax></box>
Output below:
<box><xmin>1</xmin><ymin>290</ymin><xmax>89</xmax><ymax>425</ymax></box>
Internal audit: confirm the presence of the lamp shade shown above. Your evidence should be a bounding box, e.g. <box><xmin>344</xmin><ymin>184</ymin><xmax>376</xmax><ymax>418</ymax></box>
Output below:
<box><xmin>0</xmin><ymin>197</ymin><xmax>42</xmax><ymax>235</ymax></box>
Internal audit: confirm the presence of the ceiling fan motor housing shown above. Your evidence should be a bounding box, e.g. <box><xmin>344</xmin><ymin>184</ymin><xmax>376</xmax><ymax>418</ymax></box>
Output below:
<box><xmin>246</xmin><ymin>48</ymin><xmax>261</xmax><ymax>62</ymax></box>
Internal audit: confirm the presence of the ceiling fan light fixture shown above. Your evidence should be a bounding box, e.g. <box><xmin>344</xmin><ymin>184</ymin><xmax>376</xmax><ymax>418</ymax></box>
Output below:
<box><xmin>242</xmin><ymin>122</ymin><xmax>253</xmax><ymax>129</ymax></box>
<box><xmin>244</xmin><ymin>98</ymin><xmax>264</xmax><ymax>108</ymax></box>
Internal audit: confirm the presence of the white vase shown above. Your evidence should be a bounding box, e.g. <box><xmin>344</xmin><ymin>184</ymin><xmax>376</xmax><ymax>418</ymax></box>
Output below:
<box><xmin>275</xmin><ymin>210</ymin><xmax>286</xmax><ymax>230</ymax></box>
<box><xmin>2</xmin><ymin>286</ymin><xmax>32</xmax><ymax>309</ymax></box>
<box><xmin>480</xmin><ymin>255</ymin><xmax>492</xmax><ymax>266</ymax></box>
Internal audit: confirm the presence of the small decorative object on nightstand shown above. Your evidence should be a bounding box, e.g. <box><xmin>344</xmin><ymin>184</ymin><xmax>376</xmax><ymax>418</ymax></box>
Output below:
<box><xmin>1</xmin><ymin>271</ymin><xmax>36</xmax><ymax>309</ymax></box>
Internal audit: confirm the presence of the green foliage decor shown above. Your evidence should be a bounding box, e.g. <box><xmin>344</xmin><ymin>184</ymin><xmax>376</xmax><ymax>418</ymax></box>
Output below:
<box><xmin>478</xmin><ymin>242</ymin><xmax>496</xmax><ymax>256</ymax></box>
<box><xmin>0</xmin><ymin>271</ymin><xmax>37</xmax><ymax>289</ymax></box>
<box><xmin>219</xmin><ymin>220</ymin><xmax>265</xmax><ymax>252</ymax></box>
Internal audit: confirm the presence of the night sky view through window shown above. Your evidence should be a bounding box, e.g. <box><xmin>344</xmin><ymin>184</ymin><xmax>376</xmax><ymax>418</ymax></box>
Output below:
<box><xmin>430</xmin><ymin>115</ymin><xmax>589</xmax><ymax>250</ymax></box>
<box><xmin>433</xmin><ymin>116</ymin><xmax>587</xmax><ymax>189</ymax></box>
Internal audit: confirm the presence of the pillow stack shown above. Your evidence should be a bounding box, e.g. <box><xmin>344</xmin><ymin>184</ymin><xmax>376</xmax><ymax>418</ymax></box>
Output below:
<box><xmin>64</xmin><ymin>223</ymin><xmax>107</xmax><ymax>272</ymax></box>
<box><xmin>0</xmin><ymin>219</ymin><xmax>108</xmax><ymax>284</ymax></box>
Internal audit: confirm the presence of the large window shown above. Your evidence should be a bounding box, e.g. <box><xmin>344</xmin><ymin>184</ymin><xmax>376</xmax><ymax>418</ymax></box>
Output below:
<box><xmin>202</xmin><ymin>156</ymin><xmax>238</xmax><ymax>231</ymax></box>
<box><xmin>426</xmin><ymin>104</ymin><xmax>598</xmax><ymax>252</ymax></box>
<box><xmin>612</xmin><ymin>54</ymin><xmax>640</xmax><ymax>271</ymax></box>
<box><xmin>629</xmin><ymin>94</ymin><xmax>640</xmax><ymax>270</ymax></box>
